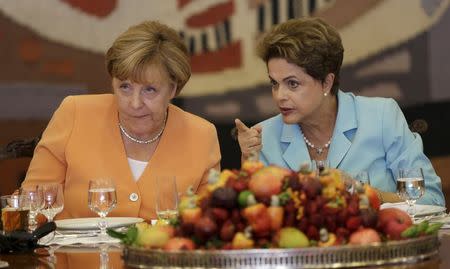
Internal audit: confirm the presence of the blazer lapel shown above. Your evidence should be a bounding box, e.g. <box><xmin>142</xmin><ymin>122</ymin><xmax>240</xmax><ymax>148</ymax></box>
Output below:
<box><xmin>328</xmin><ymin>91</ymin><xmax>357</xmax><ymax>169</ymax></box>
<box><xmin>281</xmin><ymin>123</ymin><xmax>311</xmax><ymax>170</ymax></box>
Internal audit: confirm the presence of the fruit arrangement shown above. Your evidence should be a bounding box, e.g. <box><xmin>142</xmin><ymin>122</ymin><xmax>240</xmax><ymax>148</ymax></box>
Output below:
<box><xmin>109</xmin><ymin>161</ymin><xmax>441</xmax><ymax>250</ymax></box>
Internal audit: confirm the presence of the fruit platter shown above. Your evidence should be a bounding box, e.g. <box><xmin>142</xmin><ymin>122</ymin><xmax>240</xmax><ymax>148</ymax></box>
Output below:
<box><xmin>109</xmin><ymin>160</ymin><xmax>442</xmax><ymax>268</ymax></box>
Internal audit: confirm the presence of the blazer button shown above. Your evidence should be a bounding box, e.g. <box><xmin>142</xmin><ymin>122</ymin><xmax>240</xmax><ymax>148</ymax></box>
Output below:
<box><xmin>129</xmin><ymin>193</ymin><xmax>139</xmax><ymax>202</ymax></box>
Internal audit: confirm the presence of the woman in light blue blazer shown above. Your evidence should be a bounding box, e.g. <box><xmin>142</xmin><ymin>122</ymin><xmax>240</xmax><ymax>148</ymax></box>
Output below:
<box><xmin>235</xmin><ymin>18</ymin><xmax>444</xmax><ymax>206</ymax></box>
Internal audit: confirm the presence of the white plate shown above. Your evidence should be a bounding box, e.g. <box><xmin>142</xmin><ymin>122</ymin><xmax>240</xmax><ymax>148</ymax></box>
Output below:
<box><xmin>55</xmin><ymin>217</ymin><xmax>144</xmax><ymax>230</ymax></box>
<box><xmin>380</xmin><ymin>202</ymin><xmax>446</xmax><ymax>217</ymax></box>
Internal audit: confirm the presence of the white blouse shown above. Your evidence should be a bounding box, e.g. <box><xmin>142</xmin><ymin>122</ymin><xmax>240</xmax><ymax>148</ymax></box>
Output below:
<box><xmin>127</xmin><ymin>158</ymin><xmax>148</xmax><ymax>181</ymax></box>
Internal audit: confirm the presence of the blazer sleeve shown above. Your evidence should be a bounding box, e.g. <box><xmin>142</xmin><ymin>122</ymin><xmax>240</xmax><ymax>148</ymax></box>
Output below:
<box><xmin>196</xmin><ymin>123</ymin><xmax>221</xmax><ymax>194</ymax></box>
<box><xmin>22</xmin><ymin>96</ymin><xmax>76</xmax><ymax>187</ymax></box>
<box><xmin>382</xmin><ymin>99</ymin><xmax>445</xmax><ymax>206</ymax></box>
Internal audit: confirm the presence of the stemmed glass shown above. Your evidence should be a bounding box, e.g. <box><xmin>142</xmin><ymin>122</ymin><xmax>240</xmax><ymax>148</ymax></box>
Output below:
<box><xmin>38</xmin><ymin>183</ymin><xmax>64</xmax><ymax>244</ymax></box>
<box><xmin>396</xmin><ymin>168</ymin><xmax>425</xmax><ymax>218</ymax></box>
<box><xmin>88</xmin><ymin>178</ymin><xmax>117</xmax><ymax>237</ymax></box>
<box><xmin>312</xmin><ymin>159</ymin><xmax>330</xmax><ymax>176</ymax></box>
<box><xmin>40</xmin><ymin>184</ymin><xmax>64</xmax><ymax>223</ymax></box>
<box><xmin>99</xmin><ymin>244</ymin><xmax>110</xmax><ymax>269</ymax></box>
<box><xmin>20</xmin><ymin>185</ymin><xmax>44</xmax><ymax>232</ymax></box>
<box><xmin>353</xmin><ymin>171</ymin><xmax>370</xmax><ymax>185</ymax></box>
<box><xmin>155</xmin><ymin>176</ymin><xmax>179</xmax><ymax>224</ymax></box>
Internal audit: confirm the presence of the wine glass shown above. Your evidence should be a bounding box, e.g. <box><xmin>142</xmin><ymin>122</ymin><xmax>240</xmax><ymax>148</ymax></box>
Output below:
<box><xmin>352</xmin><ymin>171</ymin><xmax>370</xmax><ymax>185</ymax></box>
<box><xmin>155</xmin><ymin>176</ymin><xmax>179</xmax><ymax>224</ymax></box>
<box><xmin>40</xmin><ymin>184</ymin><xmax>64</xmax><ymax>222</ymax></box>
<box><xmin>396</xmin><ymin>168</ymin><xmax>425</xmax><ymax>218</ymax></box>
<box><xmin>312</xmin><ymin>159</ymin><xmax>330</xmax><ymax>176</ymax></box>
<box><xmin>38</xmin><ymin>183</ymin><xmax>64</xmax><ymax>244</ymax></box>
<box><xmin>88</xmin><ymin>178</ymin><xmax>117</xmax><ymax>237</ymax></box>
<box><xmin>20</xmin><ymin>185</ymin><xmax>44</xmax><ymax>232</ymax></box>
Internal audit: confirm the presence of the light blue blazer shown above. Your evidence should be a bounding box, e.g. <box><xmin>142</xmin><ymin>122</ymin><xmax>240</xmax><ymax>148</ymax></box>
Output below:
<box><xmin>259</xmin><ymin>90</ymin><xmax>444</xmax><ymax>206</ymax></box>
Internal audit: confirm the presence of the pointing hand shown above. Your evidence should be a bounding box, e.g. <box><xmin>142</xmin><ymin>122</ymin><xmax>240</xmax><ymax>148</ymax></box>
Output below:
<box><xmin>235</xmin><ymin>118</ymin><xmax>262</xmax><ymax>161</ymax></box>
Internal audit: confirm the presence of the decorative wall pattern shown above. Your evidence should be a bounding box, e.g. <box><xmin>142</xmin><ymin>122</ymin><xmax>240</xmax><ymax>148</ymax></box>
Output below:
<box><xmin>0</xmin><ymin>0</ymin><xmax>449</xmax><ymax>126</ymax></box>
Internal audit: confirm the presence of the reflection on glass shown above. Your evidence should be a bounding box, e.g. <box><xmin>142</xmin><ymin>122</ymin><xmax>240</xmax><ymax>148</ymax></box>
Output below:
<box><xmin>40</xmin><ymin>184</ymin><xmax>64</xmax><ymax>222</ymax></box>
<box><xmin>88</xmin><ymin>178</ymin><xmax>117</xmax><ymax>237</ymax></box>
<box><xmin>20</xmin><ymin>185</ymin><xmax>44</xmax><ymax>232</ymax></box>
<box><xmin>396</xmin><ymin>167</ymin><xmax>425</xmax><ymax>218</ymax></box>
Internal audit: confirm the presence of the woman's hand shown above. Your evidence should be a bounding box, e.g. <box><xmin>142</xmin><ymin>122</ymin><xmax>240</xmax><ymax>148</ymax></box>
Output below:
<box><xmin>235</xmin><ymin>118</ymin><xmax>262</xmax><ymax>162</ymax></box>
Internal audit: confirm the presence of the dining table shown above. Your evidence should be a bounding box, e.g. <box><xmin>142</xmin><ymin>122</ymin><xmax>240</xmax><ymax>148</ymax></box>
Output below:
<box><xmin>1</xmin><ymin>230</ymin><xmax>449</xmax><ymax>269</ymax></box>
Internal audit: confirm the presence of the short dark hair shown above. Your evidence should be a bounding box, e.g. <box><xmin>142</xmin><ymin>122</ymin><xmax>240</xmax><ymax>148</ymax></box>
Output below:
<box><xmin>257</xmin><ymin>17</ymin><xmax>344</xmax><ymax>95</ymax></box>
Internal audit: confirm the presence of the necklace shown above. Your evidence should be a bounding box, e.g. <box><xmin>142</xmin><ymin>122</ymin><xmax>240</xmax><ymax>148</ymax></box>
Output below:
<box><xmin>119</xmin><ymin>115</ymin><xmax>166</xmax><ymax>144</ymax></box>
<box><xmin>302</xmin><ymin>133</ymin><xmax>331</xmax><ymax>155</ymax></box>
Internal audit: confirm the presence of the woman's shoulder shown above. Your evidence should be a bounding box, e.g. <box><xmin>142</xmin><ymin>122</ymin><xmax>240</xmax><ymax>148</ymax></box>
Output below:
<box><xmin>169</xmin><ymin>104</ymin><xmax>216</xmax><ymax>130</ymax></box>
<box><xmin>51</xmin><ymin>94</ymin><xmax>114</xmax><ymax>120</ymax></box>
<box><xmin>340</xmin><ymin>91</ymin><xmax>404</xmax><ymax>130</ymax></box>
<box><xmin>347</xmin><ymin>91</ymin><xmax>397</xmax><ymax>110</ymax></box>
<box><xmin>62</xmin><ymin>94</ymin><xmax>114</xmax><ymax>107</ymax></box>
<box><xmin>259</xmin><ymin>114</ymin><xmax>283</xmax><ymax>132</ymax></box>
<box><xmin>339</xmin><ymin>91</ymin><xmax>399</xmax><ymax>119</ymax></box>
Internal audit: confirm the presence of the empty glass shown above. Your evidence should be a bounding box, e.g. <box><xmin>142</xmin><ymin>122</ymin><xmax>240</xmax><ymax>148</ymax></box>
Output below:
<box><xmin>396</xmin><ymin>168</ymin><xmax>425</xmax><ymax>217</ymax></box>
<box><xmin>155</xmin><ymin>176</ymin><xmax>179</xmax><ymax>224</ymax></box>
<box><xmin>88</xmin><ymin>178</ymin><xmax>117</xmax><ymax>236</ymax></box>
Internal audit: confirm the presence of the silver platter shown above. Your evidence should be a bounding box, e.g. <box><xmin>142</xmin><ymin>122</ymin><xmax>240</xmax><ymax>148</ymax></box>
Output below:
<box><xmin>123</xmin><ymin>235</ymin><xmax>439</xmax><ymax>268</ymax></box>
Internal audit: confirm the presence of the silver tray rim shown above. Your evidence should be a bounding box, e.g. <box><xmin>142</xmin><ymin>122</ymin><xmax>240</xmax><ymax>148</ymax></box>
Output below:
<box><xmin>123</xmin><ymin>234</ymin><xmax>440</xmax><ymax>268</ymax></box>
<box><xmin>124</xmin><ymin>234</ymin><xmax>437</xmax><ymax>254</ymax></box>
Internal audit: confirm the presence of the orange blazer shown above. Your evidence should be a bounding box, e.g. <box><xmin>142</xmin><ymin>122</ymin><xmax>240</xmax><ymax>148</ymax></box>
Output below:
<box><xmin>22</xmin><ymin>94</ymin><xmax>221</xmax><ymax>220</ymax></box>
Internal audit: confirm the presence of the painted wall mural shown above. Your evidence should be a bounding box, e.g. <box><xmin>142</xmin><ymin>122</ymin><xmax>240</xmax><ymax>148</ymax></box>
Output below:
<box><xmin>0</xmin><ymin>0</ymin><xmax>449</xmax><ymax>127</ymax></box>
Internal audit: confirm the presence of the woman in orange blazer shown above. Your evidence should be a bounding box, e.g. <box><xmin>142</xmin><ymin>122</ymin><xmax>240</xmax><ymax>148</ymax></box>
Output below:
<box><xmin>22</xmin><ymin>21</ymin><xmax>221</xmax><ymax>220</ymax></box>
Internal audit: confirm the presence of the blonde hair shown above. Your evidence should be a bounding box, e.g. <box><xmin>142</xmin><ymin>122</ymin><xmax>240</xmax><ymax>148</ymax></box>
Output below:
<box><xmin>257</xmin><ymin>17</ymin><xmax>344</xmax><ymax>95</ymax></box>
<box><xmin>106</xmin><ymin>21</ymin><xmax>190</xmax><ymax>96</ymax></box>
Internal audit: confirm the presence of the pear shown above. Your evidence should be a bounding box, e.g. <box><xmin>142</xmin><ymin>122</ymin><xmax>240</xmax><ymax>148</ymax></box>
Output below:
<box><xmin>136</xmin><ymin>226</ymin><xmax>171</xmax><ymax>248</ymax></box>
<box><xmin>278</xmin><ymin>227</ymin><xmax>309</xmax><ymax>248</ymax></box>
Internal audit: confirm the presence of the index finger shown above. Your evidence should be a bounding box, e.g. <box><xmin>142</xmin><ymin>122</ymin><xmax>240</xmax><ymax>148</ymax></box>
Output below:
<box><xmin>235</xmin><ymin>118</ymin><xmax>250</xmax><ymax>132</ymax></box>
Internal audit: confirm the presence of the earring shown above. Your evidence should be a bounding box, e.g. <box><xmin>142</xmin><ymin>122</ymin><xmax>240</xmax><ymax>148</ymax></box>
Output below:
<box><xmin>324</xmin><ymin>92</ymin><xmax>328</xmax><ymax>97</ymax></box>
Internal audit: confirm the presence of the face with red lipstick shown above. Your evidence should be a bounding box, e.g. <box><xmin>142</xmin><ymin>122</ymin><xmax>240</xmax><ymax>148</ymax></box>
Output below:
<box><xmin>113</xmin><ymin>64</ymin><xmax>176</xmax><ymax>141</ymax></box>
<box><xmin>268</xmin><ymin>58</ymin><xmax>334</xmax><ymax>125</ymax></box>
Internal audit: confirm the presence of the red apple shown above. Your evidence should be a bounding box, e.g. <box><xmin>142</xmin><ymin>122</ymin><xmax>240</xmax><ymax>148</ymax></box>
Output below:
<box><xmin>349</xmin><ymin>228</ymin><xmax>381</xmax><ymax>245</ymax></box>
<box><xmin>377</xmin><ymin>208</ymin><xmax>412</xmax><ymax>240</ymax></box>
<box><xmin>163</xmin><ymin>237</ymin><xmax>196</xmax><ymax>251</ymax></box>
<box><xmin>181</xmin><ymin>207</ymin><xmax>202</xmax><ymax>224</ymax></box>
<box><xmin>248</xmin><ymin>166</ymin><xmax>291</xmax><ymax>199</ymax></box>
<box><xmin>242</xmin><ymin>203</ymin><xmax>271</xmax><ymax>237</ymax></box>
